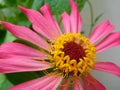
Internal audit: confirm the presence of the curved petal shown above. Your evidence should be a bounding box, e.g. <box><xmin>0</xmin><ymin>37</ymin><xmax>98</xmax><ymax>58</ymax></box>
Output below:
<box><xmin>94</xmin><ymin>62</ymin><xmax>120</xmax><ymax>77</ymax></box>
<box><xmin>0</xmin><ymin>57</ymin><xmax>51</xmax><ymax>73</ymax></box>
<box><xmin>90</xmin><ymin>20</ymin><xmax>114</xmax><ymax>43</ymax></box>
<box><xmin>96</xmin><ymin>32</ymin><xmax>120</xmax><ymax>53</ymax></box>
<box><xmin>8</xmin><ymin>74</ymin><xmax>62</xmax><ymax>90</ymax></box>
<box><xmin>40</xmin><ymin>4</ymin><xmax>62</xmax><ymax>36</ymax></box>
<box><xmin>61</xmin><ymin>0</ymin><xmax>82</xmax><ymax>33</ymax></box>
<box><xmin>19</xmin><ymin>6</ymin><xmax>60</xmax><ymax>40</ymax></box>
<box><xmin>62</xmin><ymin>12</ymin><xmax>71</xmax><ymax>33</ymax></box>
<box><xmin>72</xmin><ymin>78</ymin><xmax>83</xmax><ymax>90</ymax></box>
<box><xmin>0</xmin><ymin>42</ymin><xmax>48</xmax><ymax>59</ymax></box>
<box><xmin>82</xmin><ymin>73</ymin><xmax>106</xmax><ymax>90</ymax></box>
<box><xmin>60</xmin><ymin>79</ymin><xmax>70</xmax><ymax>90</ymax></box>
<box><xmin>1</xmin><ymin>21</ymin><xmax>50</xmax><ymax>50</ymax></box>
<box><xmin>70</xmin><ymin>0</ymin><xmax>82</xmax><ymax>33</ymax></box>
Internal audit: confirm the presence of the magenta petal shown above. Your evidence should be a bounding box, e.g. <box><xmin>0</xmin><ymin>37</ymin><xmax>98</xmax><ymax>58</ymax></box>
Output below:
<box><xmin>70</xmin><ymin>0</ymin><xmax>82</xmax><ymax>33</ymax></box>
<box><xmin>61</xmin><ymin>0</ymin><xmax>82</xmax><ymax>33</ymax></box>
<box><xmin>82</xmin><ymin>73</ymin><xmax>106</xmax><ymax>90</ymax></box>
<box><xmin>40</xmin><ymin>4</ymin><xmax>62</xmax><ymax>36</ymax></box>
<box><xmin>60</xmin><ymin>79</ymin><xmax>69</xmax><ymax>90</ymax></box>
<box><xmin>94</xmin><ymin>62</ymin><xmax>120</xmax><ymax>77</ymax></box>
<box><xmin>19</xmin><ymin>6</ymin><xmax>60</xmax><ymax>40</ymax></box>
<box><xmin>90</xmin><ymin>20</ymin><xmax>114</xmax><ymax>43</ymax></box>
<box><xmin>0</xmin><ymin>42</ymin><xmax>48</xmax><ymax>59</ymax></box>
<box><xmin>72</xmin><ymin>78</ymin><xmax>83</xmax><ymax>90</ymax></box>
<box><xmin>96</xmin><ymin>32</ymin><xmax>120</xmax><ymax>53</ymax></box>
<box><xmin>62</xmin><ymin>12</ymin><xmax>71</xmax><ymax>33</ymax></box>
<box><xmin>8</xmin><ymin>74</ymin><xmax>62</xmax><ymax>90</ymax></box>
<box><xmin>0</xmin><ymin>57</ymin><xmax>51</xmax><ymax>73</ymax></box>
<box><xmin>1</xmin><ymin>21</ymin><xmax>50</xmax><ymax>50</ymax></box>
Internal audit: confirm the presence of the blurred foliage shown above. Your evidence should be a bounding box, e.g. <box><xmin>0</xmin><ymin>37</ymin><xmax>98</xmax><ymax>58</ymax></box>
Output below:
<box><xmin>0</xmin><ymin>0</ymin><xmax>34</xmax><ymax>45</ymax></box>
<box><xmin>6</xmin><ymin>68</ymin><xmax>52</xmax><ymax>85</ymax></box>
<box><xmin>0</xmin><ymin>74</ymin><xmax>6</xmax><ymax>88</ymax></box>
<box><xmin>0</xmin><ymin>0</ymin><xmax>87</xmax><ymax>89</ymax></box>
<box><xmin>0</xmin><ymin>0</ymin><xmax>33</xmax><ymax>24</ymax></box>
<box><xmin>0</xmin><ymin>80</ymin><xmax>13</xmax><ymax>90</ymax></box>
<box><xmin>6</xmin><ymin>72</ymin><xmax>40</xmax><ymax>85</ymax></box>
<box><xmin>32</xmin><ymin>0</ymin><xmax>86</xmax><ymax>15</ymax></box>
<box><xmin>0</xmin><ymin>74</ymin><xmax>13</xmax><ymax>90</ymax></box>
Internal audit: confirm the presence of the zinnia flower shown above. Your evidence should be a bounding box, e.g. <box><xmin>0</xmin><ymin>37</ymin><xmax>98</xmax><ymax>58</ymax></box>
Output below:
<box><xmin>0</xmin><ymin>0</ymin><xmax>120</xmax><ymax>90</ymax></box>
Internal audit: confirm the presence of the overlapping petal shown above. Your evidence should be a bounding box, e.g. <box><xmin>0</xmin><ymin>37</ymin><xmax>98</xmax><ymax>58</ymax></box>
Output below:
<box><xmin>62</xmin><ymin>12</ymin><xmax>71</xmax><ymax>33</ymax></box>
<box><xmin>82</xmin><ymin>73</ymin><xmax>106</xmax><ymax>90</ymax></box>
<box><xmin>62</xmin><ymin>0</ymin><xmax>82</xmax><ymax>33</ymax></box>
<box><xmin>60</xmin><ymin>79</ymin><xmax>70</xmax><ymax>90</ymax></box>
<box><xmin>40</xmin><ymin>4</ymin><xmax>62</xmax><ymax>36</ymax></box>
<box><xmin>8</xmin><ymin>74</ymin><xmax>62</xmax><ymax>90</ymax></box>
<box><xmin>90</xmin><ymin>20</ymin><xmax>114</xmax><ymax>43</ymax></box>
<box><xmin>0</xmin><ymin>21</ymin><xmax>50</xmax><ymax>50</ymax></box>
<box><xmin>72</xmin><ymin>78</ymin><xmax>83</xmax><ymax>90</ymax></box>
<box><xmin>70</xmin><ymin>0</ymin><xmax>82</xmax><ymax>33</ymax></box>
<box><xmin>96</xmin><ymin>32</ymin><xmax>120</xmax><ymax>53</ymax></box>
<box><xmin>0</xmin><ymin>42</ymin><xmax>48</xmax><ymax>59</ymax></box>
<box><xmin>19</xmin><ymin>6</ymin><xmax>62</xmax><ymax>40</ymax></box>
<box><xmin>0</xmin><ymin>57</ymin><xmax>51</xmax><ymax>73</ymax></box>
<box><xmin>94</xmin><ymin>62</ymin><xmax>120</xmax><ymax>77</ymax></box>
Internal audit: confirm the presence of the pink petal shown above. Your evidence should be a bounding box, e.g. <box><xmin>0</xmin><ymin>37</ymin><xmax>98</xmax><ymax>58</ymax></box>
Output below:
<box><xmin>1</xmin><ymin>21</ymin><xmax>50</xmax><ymax>50</ymax></box>
<box><xmin>90</xmin><ymin>20</ymin><xmax>114</xmax><ymax>43</ymax></box>
<box><xmin>72</xmin><ymin>78</ymin><xmax>83</xmax><ymax>90</ymax></box>
<box><xmin>96</xmin><ymin>31</ymin><xmax>120</xmax><ymax>53</ymax></box>
<box><xmin>62</xmin><ymin>12</ymin><xmax>71</xmax><ymax>33</ymax></box>
<box><xmin>19</xmin><ymin>6</ymin><xmax>60</xmax><ymax>40</ymax></box>
<box><xmin>82</xmin><ymin>73</ymin><xmax>106</xmax><ymax>90</ymax></box>
<box><xmin>40</xmin><ymin>4</ymin><xmax>62</xmax><ymax>36</ymax></box>
<box><xmin>61</xmin><ymin>0</ymin><xmax>82</xmax><ymax>33</ymax></box>
<box><xmin>94</xmin><ymin>62</ymin><xmax>120</xmax><ymax>77</ymax></box>
<box><xmin>0</xmin><ymin>42</ymin><xmax>48</xmax><ymax>59</ymax></box>
<box><xmin>70</xmin><ymin>0</ymin><xmax>82</xmax><ymax>33</ymax></box>
<box><xmin>0</xmin><ymin>57</ymin><xmax>51</xmax><ymax>73</ymax></box>
<box><xmin>60</xmin><ymin>79</ymin><xmax>70</xmax><ymax>90</ymax></box>
<box><xmin>8</xmin><ymin>74</ymin><xmax>62</xmax><ymax>90</ymax></box>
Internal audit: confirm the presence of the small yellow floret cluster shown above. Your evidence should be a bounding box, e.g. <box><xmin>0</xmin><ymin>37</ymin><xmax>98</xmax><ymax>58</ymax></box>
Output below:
<box><xmin>50</xmin><ymin>33</ymin><xmax>96</xmax><ymax>77</ymax></box>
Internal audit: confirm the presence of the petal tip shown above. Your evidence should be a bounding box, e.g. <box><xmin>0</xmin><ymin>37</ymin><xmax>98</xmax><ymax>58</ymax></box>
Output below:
<box><xmin>40</xmin><ymin>4</ymin><xmax>50</xmax><ymax>14</ymax></box>
<box><xmin>18</xmin><ymin>5</ymin><xmax>28</xmax><ymax>13</ymax></box>
<box><xmin>0</xmin><ymin>21</ymin><xmax>11</xmax><ymax>27</ymax></box>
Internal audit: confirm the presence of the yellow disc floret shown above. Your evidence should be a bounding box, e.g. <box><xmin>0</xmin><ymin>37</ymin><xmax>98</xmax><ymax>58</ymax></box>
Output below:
<box><xmin>50</xmin><ymin>33</ymin><xmax>96</xmax><ymax>77</ymax></box>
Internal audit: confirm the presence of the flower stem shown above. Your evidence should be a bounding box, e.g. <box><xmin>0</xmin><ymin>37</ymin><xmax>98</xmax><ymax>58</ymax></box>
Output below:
<box><xmin>87</xmin><ymin>0</ymin><xmax>94</xmax><ymax>35</ymax></box>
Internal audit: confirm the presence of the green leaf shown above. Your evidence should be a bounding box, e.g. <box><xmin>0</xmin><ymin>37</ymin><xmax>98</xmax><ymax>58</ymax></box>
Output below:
<box><xmin>6</xmin><ymin>72</ymin><xmax>40</xmax><ymax>85</ymax></box>
<box><xmin>32</xmin><ymin>0</ymin><xmax>87</xmax><ymax>15</ymax></box>
<box><xmin>6</xmin><ymin>68</ymin><xmax>54</xmax><ymax>85</ymax></box>
<box><xmin>0</xmin><ymin>74</ymin><xmax>6</xmax><ymax>88</ymax></box>
<box><xmin>45</xmin><ymin>0</ymin><xmax>70</xmax><ymax>15</ymax></box>
<box><xmin>0</xmin><ymin>80</ymin><xmax>13</xmax><ymax>90</ymax></box>
<box><xmin>75</xmin><ymin>0</ymin><xmax>87</xmax><ymax>11</ymax></box>
<box><xmin>0</xmin><ymin>74</ymin><xmax>13</xmax><ymax>90</ymax></box>
<box><xmin>32</xmin><ymin>0</ymin><xmax>44</xmax><ymax>10</ymax></box>
<box><xmin>6</xmin><ymin>69</ymin><xmax>53</xmax><ymax>85</ymax></box>
<box><xmin>0</xmin><ymin>30</ymin><xmax>7</xmax><ymax>44</ymax></box>
<box><xmin>4</xmin><ymin>31</ymin><xmax>16</xmax><ymax>42</ymax></box>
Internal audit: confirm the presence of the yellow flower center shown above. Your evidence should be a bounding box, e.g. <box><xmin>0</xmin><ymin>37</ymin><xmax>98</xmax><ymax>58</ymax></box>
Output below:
<box><xmin>50</xmin><ymin>33</ymin><xmax>96</xmax><ymax>77</ymax></box>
